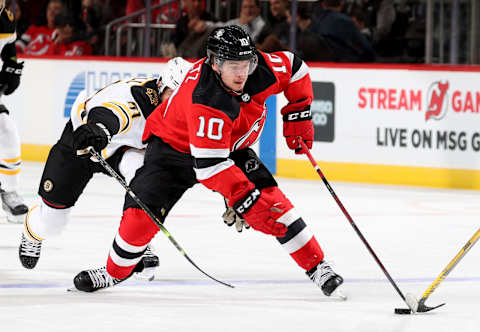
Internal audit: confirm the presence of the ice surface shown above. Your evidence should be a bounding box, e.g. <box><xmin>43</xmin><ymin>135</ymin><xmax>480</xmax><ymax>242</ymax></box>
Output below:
<box><xmin>1</xmin><ymin>162</ymin><xmax>479</xmax><ymax>332</ymax></box>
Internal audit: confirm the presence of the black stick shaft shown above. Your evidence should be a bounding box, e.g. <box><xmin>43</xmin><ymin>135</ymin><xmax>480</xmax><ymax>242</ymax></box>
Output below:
<box><xmin>299</xmin><ymin>139</ymin><xmax>410</xmax><ymax>305</ymax></box>
<box><xmin>89</xmin><ymin>149</ymin><xmax>234</xmax><ymax>288</ymax></box>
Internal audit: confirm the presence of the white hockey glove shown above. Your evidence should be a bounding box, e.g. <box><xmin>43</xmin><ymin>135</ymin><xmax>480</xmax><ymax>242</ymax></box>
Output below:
<box><xmin>222</xmin><ymin>206</ymin><xmax>250</xmax><ymax>233</ymax></box>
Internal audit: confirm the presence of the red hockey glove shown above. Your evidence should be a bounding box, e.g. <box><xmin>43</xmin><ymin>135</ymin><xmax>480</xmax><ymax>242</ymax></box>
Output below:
<box><xmin>233</xmin><ymin>188</ymin><xmax>287</xmax><ymax>237</ymax></box>
<box><xmin>282</xmin><ymin>100</ymin><xmax>313</xmax><ymax>154</ymax></box>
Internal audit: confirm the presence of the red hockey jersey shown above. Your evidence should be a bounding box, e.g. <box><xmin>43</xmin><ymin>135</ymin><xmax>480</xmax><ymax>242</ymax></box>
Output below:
<box><xmin>143</xmin><ymin>50</ymin><xmax>313</xmax><ymax>204</ymax></box>
<box><xmin>16</xmin><ymin>25</ymin><xmax>55</xmax><ymax>55</ymax></box>
<box><xmin>44</xmin><ymin>39</ymin><xmax>92</xmax><ymax>56</ymax></box>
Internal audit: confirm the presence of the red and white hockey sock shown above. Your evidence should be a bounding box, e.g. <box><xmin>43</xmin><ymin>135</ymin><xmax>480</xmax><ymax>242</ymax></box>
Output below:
<box><xmin>107</xmin><ymin>208</ymin><xmax>159</xmax><ymax>279</ymax></box>
<box><xmin>271</xmin><ymin>187</ymin><xmax>324</xmax><ymax>271</ymax></box>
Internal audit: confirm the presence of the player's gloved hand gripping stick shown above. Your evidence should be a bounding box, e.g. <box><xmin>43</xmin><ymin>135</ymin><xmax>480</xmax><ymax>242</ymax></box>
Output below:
<box><xmin>282</xmin><ymin>99</ymin><xmax>313</xmax><ymax>154</ymax></box>
<box><xmin>0</xmin><ymin>58</ymin><xmax>23</xmax><ymax>95</ymax></box>
<box><xmin>77</xmin><ymin>147</ymin><xmax>234</xmax><ymax>288</ymax></box>
<box><xmin>73</xmin><ymin>123</ymin><xmax>111</xmax><ymax>156</ymax></box>
<box><xmin>297</xmin><ymin>137</ymin><xmax>423</xmax><ymax>314</ymax></box>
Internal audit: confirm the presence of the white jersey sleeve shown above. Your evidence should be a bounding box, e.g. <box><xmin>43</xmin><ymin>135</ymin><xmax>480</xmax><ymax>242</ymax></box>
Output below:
<box><xmin>70</xmin><ymin>77</ymin><xmax>159</xmax><ymax>159</ymax></box>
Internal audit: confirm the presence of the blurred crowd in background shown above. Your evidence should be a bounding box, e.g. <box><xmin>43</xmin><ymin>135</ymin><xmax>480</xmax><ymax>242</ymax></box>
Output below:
<box><xmin>12</xmin><ymin>0</ymin><xmax>431</xmax><ymax>63</ymax></box>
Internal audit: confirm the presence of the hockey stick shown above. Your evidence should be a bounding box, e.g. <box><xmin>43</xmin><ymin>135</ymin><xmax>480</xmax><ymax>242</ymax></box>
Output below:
<box><xmin>85</xmin><ymin>148</ymin><xmax>234</xmax><ymax>288</ymax></box>
<box><xmin>412</xmin><ymin>227</ymin><xmax>480</xmax><ymax>312</ymax></box>
<box><xmin>297</xmin><ymin>138</ymin><xmax>417</xmax><ymax>312</ymax></box>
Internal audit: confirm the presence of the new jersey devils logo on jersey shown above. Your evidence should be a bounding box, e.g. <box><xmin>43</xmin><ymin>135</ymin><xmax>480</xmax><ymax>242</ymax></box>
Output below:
<box><xmin>425</xmin><ymin>81</ymin><xmax>449</xmax><ymax>121</ymax></box>
<box><xmin>241</xmin><ymin>93</ymin><xmax>251</xmax><ymax>103</ymax></box>
<box><xmin>245</xmin><ymin>158</ymin><xmax>259</xmax><ymax>173</ymax></box>
<box><xmin>232</xmin><ymin>109</ymin><xmax>266</xmax><ymax>151</ymax></box>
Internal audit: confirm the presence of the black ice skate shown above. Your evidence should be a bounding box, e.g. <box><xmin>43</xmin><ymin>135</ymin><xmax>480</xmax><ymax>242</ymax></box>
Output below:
<box><xmin>1</xmin><ymin>189</ymin><xmax>28</xmax><ymax>223</ymax></box>
<box><xmin>133</xmin><ymin>245</ymin><xmax>160</xmax><ymax>281</ymax></box>
<box><xmin>307</xmin><ymin>260</ymin><xmax>345</xmax><ymax>298</ymax></box>
<box><xmin>74</xmin><ymin>266</ymin><xmax>125</xmax><ymax>292</ymax></box>
<box><xmin>74</xmin><ymin>251</ymin><xmax>160</xmax><ymax>292</ymax></box>
<box><xmin>19</xmin><ymin>233</ymin><xmax>42</xmax><ymax>269</ymax></box>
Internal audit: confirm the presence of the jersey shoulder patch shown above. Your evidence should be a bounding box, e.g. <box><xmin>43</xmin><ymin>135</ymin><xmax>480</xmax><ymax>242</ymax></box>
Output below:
<box><xmin>130</xmin><ymin>79</ymin><xmax>160</xmax><ymax>119</ymax></box>
<box><xmin>192</xmin><ymin>65</ymin><xmax>240</xmax><ymax>121</ymax></box>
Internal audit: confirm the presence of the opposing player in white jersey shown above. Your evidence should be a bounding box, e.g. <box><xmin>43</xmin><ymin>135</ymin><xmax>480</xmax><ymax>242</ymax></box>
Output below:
<box><xmin>0</xmin><ymin>2</ymin><xmax>28</xmax><ymax>223</ymax></box>
<box><xmin>18</xmin><ymin>58</ymin><xmax>193</xmax><ymax>280</ymax></box>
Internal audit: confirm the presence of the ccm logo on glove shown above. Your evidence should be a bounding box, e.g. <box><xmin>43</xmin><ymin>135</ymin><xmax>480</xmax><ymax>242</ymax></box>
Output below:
<box><xmin>234</xmin><ymin>188</ymin><xmax>260</xmax><ymax>215</ymax></box>
<box><xmin>5</xmin><ymin>67</ymin><xmax>22</xmax><ymax>75</ymax></box>
<box><xmin>283</xmin><ymin>109</ymin><xmax>312</xmax><ymax>122</ymax></box>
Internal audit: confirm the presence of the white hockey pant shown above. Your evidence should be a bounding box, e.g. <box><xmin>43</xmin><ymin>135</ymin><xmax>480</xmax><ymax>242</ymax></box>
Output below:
<box><xmin>0</xmin><ymin>112</ymin><xmax>21</xmax><ymax>191</ymax></box>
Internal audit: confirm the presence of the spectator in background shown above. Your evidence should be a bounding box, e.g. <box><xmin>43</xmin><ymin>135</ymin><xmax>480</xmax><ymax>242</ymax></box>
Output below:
<box><xmin>404</xmin><ymin>3</ymin><xmax>425</xmax><ymax>61</ymax></box>
<box><xmin>45</xmin><ymin>12</ymin><xmax>92</xmax><ymax>56</ymax></box>
<box><xmin>360</xmin><ymin>0</ymin><xmax>396</xmax><ymax>46</ymax></box>
<box><xmin>348</xmin><ymin>0</ymin><xmax>410</xmax><ymax>60</ymax></box>
<box><xmin>80</xmin><ymin>0</ymin><xmax>102</xmax><ymax>54</ymax></box>
<box><xmin>15</xmin><ymin>0</ymin><xmax>48</xmax><ymax>27</ymax></box>
<box><xmin>13</xmin><ymin>1</ymin><xmax>30</xmax><ymax>39</ymax></box>
<box><xmin>104</xmin><ymin>0</ymin><xmax>127</xmax><ymax>21</ymax></box>
<box><xmin>253</xmin><ymin>2</ymin><xmax>336</xmax><ymax>62</ymax></box>
<box><xmin>125</xmin><ymin>0</ymin><xmax>180</xmax><ymax>24</ymax></box>
<box><xmin>225</xmin><ymin>0</ymin><xmax>264</xmax><ymax>42</ymax></box>
<box><xmin>172</xmin><ymin>0</ymin><xmax>217</xmax><ymax>58</ymax></box>
<box><xmin>241</xmin><ymin>1</ymin><xmax>326</xmax><ymax>61</ymax></box>
<box><xmin>349</xmin><ymin>6</ymin><xmax>370</xmax><ymax>40</ymax></box>
<box><xmin>310</xmin><ymin>0</ymin><xmax>375</xmax><ymax>62</ymax></box>
<box><xmin>16</xmin><ymin>0</ymin><xmax>65</xmax><ymax>55</ymax></box>
<box><xmin>256</xmin><ymin>0</ymin><xmax>289</xmax><ymax>52</ymax></box>
<box><xmin>153</xmin><ymin>0</ymin><xmax>180</xmax><ymax>24</ymax></box>
<box><xmin>295</xmin><ymin>3</ymin><xmax>337</xmax><ymax>61</ymax></box>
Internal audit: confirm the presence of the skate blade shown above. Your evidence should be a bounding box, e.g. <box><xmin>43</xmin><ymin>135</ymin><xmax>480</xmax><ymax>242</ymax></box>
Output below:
<box><xmin>5</xmin><ymin>212</ymin><xmax>26</xmax><ymax>224</ymax></box>
<box><xmin>134</xmin><ymin>267</ymin><xmax>156</xmax><ymax>281</ymax></box>
<box><xmin>329</xmin><ymin>288</ymin><xmax>348</xmax><ymax>301</ymax></box>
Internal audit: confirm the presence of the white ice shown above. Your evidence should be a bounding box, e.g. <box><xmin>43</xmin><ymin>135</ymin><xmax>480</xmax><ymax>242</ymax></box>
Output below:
<box><xmin>1</xmin><ymin>162</ymin><xmax>479</xmax><ymax>332</ymax></box>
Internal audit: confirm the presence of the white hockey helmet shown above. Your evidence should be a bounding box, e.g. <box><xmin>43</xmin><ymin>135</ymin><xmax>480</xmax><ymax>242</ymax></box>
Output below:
<box><xmin>158</xmin><ymin>57</ymin><xmax>193</xmax><ymax>94</ymax></box>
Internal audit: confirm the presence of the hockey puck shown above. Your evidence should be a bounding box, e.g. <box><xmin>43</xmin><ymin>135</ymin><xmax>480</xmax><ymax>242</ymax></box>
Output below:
<box><xmin>394</xmin><ymin>308</ymin><xmax>412</xmax><ymax>315</ymax></box>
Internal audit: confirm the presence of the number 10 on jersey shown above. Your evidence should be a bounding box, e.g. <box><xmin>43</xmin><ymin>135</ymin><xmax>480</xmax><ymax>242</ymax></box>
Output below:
<box><xmin>196</xmin><ymin>116</ymin><xmax>224</xmax><ymax>140</ymax></box>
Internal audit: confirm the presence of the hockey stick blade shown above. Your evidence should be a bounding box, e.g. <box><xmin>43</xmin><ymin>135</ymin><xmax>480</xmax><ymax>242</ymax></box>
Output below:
<box><xmin>403</xmin><ymin>292</ymin><xmax>443</xmax><ymax>314</ymax></box>
<box><xmin>298</xmin><ymin>138</ymin><xmax>413</xmax><ymax>311</ymax></box>
<box><xmin>416</xmin><ymin>297</ymin><xmax>446</xmax><ymax>313</ymax></box>
<box><xmin>88</xmin><ymin>148</ymin><xmax>234</xmax><ymax>289</ymax></box>
<box><xmin>412</xmin><ymin>227</ymin><xmax>480</xmax><ymax>313</ymax></box>
<box><xmin>394</xmin><ymin>302</ymin><xmax>445</xmax><ymax>315</ymax></box>
<box><xmin>417</xmin><ymin>302</ymin><xmax>446</xmax><ymax>313</ymax></box>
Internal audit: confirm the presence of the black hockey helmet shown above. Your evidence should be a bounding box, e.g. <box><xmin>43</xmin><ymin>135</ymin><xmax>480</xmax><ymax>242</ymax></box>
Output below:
<box><xmin>207</xmin><ymin>25</ymin><xmax>258</xmax><ymax>75</ymax></box>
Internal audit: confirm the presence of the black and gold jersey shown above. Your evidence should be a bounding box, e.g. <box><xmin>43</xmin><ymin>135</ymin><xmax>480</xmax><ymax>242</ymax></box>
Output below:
<box><xmin>71</xmin><ymin>77</ymin><xmax>160</xmax><ymax>159</ymax></box>
<box><xmin>0</xmin><ymin>8</ymin><xmax>16</xmax><ymax>58</ymax></box>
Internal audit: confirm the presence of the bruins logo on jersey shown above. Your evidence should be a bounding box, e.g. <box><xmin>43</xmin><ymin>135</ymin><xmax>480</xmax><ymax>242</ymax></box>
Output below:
<box><xmin>146</xmin><ymin>88</ymin><xmax>159</xmax><ymax>106</ymax></box>
<box><xmin>43</xmin><ymin>179</ymin><xmax>54</xmax><ymax>192</ymax></box>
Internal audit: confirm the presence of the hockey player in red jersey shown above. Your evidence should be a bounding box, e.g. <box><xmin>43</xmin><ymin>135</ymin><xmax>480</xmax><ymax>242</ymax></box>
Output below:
<box><xmin>74</xmin><ymin>25</ymin><xmax>344</xmax><ymax>296</ymax></box>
